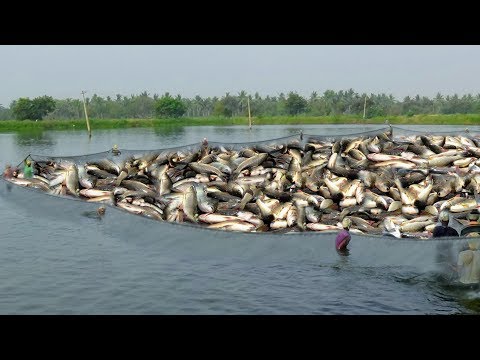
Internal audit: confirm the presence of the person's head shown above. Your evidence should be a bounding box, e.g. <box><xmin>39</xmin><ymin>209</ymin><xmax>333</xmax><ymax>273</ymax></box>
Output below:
<box><xmin>439</xmin><ymin>211</ymin><xmax>449</xmax><ymax>224</ymax></box>
<box><xmin>467</xmin><ymin>237</ymin><xmax>480</xmax><ymax>250</ymax></box>
<box><xmin>342</xmin><ymin>217</ymin><xmax>352</xmax><ymax>230</ymax></box>
<box><xmin>112</xmin><ymin>144</ymin><xmax>118</xmax><ymax>150</ymax></box>
<box><xmin>25</xmin><ymin>159</ymin><xmax>31</xmax><ymax>166</ymax></box>
<box><xmin>468</xmin><ymin>212</ymin><xmax>479</xmax><ymax>222</ymax></box>
<box><xmin>97</xmin><ymin>206</ymin><xmax>106</xmax><ymax>216</ymax></box>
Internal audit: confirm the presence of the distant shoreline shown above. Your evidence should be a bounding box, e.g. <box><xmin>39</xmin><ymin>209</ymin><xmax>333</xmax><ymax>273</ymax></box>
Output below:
<box><xmin>0</xmin><ymin>114</ymin><xmax>479</xmax><ymax>132</ymax></box>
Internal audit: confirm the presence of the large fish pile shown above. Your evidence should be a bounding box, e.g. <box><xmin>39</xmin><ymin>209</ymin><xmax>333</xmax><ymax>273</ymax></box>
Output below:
<box><xmin>6</xmin><ymin>130</ymin><xmax>480</xmax><ymax>238</ymax></box>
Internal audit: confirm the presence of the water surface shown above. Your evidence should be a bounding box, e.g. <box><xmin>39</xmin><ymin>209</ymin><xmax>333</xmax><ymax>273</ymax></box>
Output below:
<box><xmin>1</xmin><ymin>124</ymin><xmax>479</xmax><ymax>314</ymax></box>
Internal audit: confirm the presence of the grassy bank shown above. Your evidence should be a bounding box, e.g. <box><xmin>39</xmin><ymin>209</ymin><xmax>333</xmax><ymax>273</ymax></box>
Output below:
<box><xmin>0</xmin><ymin>114</ymin><xmax>479</xmax><ymax>132</ymax></box>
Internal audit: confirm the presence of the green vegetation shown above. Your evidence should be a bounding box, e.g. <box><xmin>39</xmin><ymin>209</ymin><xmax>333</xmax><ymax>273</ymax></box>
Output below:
<box><xmin>0</xmin><ymin>114</ymin><xmax>479</xmax><ymax>133</ymax></box>
<box><xmin>285</xmin><ymin>93</ymin><xmax>308</xmax><ymax>115</ymax></box>
<box><xmin>3</xmin><ymin>89</ymin><xmax>480</xmax><ymax>122</ymax></box>
<box><xmin>155</xmin><ymin>93</ymin><xmax>186</xmax><ymax>118</ymax></box>
<box><xmin>11</xmin><ymin>96</ymin><xmax>56</xmax><ymax>120</ymax></box>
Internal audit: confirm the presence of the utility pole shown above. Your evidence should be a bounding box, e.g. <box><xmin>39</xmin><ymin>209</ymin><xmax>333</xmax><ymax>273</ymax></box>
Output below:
<box><xmin>81</xmin><ymin>90</ymin><xmax>91</xmax><ymax>138</ymax></box>
<box><xmin>247</xmin><ymin>97</ymin><xmax>252</xmax><ymax>130</ymax></box>
<box><xmin>363</xmin><ymin>95</ymin><xmax>367</xmax><ymax>119</ymax></box>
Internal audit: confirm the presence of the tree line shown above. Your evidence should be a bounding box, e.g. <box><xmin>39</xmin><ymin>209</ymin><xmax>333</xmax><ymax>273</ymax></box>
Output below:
<box><xmin>1</xmin><ymin>89</ymin><xmax>480</xmax><ymax>121</ymax></box>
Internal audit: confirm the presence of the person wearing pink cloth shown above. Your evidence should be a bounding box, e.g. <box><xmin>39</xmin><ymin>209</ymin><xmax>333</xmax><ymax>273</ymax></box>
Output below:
<box><xmin>336</xmin><ymin>218</ymin><xmax>352</xmax><ymax>251</ymax></box>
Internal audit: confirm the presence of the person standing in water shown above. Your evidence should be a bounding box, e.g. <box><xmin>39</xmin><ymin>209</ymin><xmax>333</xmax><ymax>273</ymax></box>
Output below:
<box><xmin>23</xmin><ymin>159</ymin><xmax>33</xmax><ymax>179</ymax></box>
<box><xmin>111</xmin><ymin>145</ymin><xmax>121</xmax><ymax>156</ymax></box>
<box><xmin>433</xmin><ymin>211</ymin><xmax>459</xmax><ymax>280</ymax></box>
<box><xmin>455</xmin><ymin>238</ymin><xmax>480</xmax><ymax>286</ymax></box>
<box><xmin>3</xmin><ymin>164</ymin><xmax>15</xmax><ymax>179</ymax></box>
<box><xmin>81</xmin><ymin>206</ymin><xmax>106</xmax><ymax>220</ymax></box>
<box><xmin>336</xmin><ymin>217</ymin><xmax>352</xmax><ymax>252</ymax></box>
<box><xmin>466</xmin><ymin>212</ymin><xmax>480</xmax><ymax>226</ymax></box>
<box><xmin>432</xmin><ymin>211</ymin><xmax>459</xmax><ymax>238</ymax></box>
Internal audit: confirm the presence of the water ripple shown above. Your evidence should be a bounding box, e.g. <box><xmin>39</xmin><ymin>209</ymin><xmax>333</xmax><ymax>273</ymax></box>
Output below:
<box><xmin>1</xmin><ymin>127</ymin><xmax>479</xmax><ymax>314</ymax></box>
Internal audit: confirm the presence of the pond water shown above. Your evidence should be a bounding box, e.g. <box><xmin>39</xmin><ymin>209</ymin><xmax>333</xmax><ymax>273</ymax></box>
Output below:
<box><xmin>1</xmin><ymin>124</ymin><xmax>479</xmax><ymax>314</ymax></box>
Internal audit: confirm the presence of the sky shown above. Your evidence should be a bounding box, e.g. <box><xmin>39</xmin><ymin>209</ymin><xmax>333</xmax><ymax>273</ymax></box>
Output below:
<box><xmin>1</xmin><ymin>45</ymin><xmax>479</xmax><ymax>106</ymax></box>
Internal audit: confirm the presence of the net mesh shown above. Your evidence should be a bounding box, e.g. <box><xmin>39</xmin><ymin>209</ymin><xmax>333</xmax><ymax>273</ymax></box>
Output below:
<box><xmin>4</xmin><ymin>125</ymin><xmax>480</xmax><ymax>238</ymax></box>
<box><xmin>390</xmin><ymin>125</ymin><xmax>477</xmax><ymax>137</ymax></box>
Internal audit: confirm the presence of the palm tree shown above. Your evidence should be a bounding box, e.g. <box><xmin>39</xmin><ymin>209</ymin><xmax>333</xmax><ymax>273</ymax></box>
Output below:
<box><xmin>238</xmin><ymin>90</ymin><xmax>248</xmax><ymax>116</ymax></box>
<box><xmin>193</xmin><ymin>95</ymin><xmax>203</xmax><ymax>117</ymax></box>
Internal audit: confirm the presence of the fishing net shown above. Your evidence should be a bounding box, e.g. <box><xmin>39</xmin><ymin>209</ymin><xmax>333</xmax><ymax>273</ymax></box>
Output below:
<box><xmin>3</xmin><ymin>125</ymin><xmax>480</xmax><ymax>239</ymax></box>
<box><xmin>18</xmin><ymin>124</ymin><xmax>480</xmax><ymax>166</ymax></box>
<box><xmin>390</xmin><ymin>125</ymin><xmax>480</xmax><ymax>138</ymax></box>
<box><xmin>303</xmin><ymin>125</ymin><xmax>392</xmax><ymax>143</ymax></box>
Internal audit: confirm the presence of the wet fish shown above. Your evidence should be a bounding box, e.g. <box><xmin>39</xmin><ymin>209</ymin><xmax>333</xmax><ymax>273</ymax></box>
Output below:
<box><xmin>306</xmin><ymin>223</ymin><xmax>340</xmax><ymax>231</ymax></box>
<box><xmin>198</xmin><ymin>213</ymin><xmax>239</xmax><ymax>224</ymax></box>
<box><xmin>233</xmin><ymin>153</ymin><xmax>268</xmax><ymax>175</ymax></box>
<box><xmin>116</xmin><ymin>201</ymin><xmax>163</xmax><ymax>220</ymax></box>
<box><xmin>65</xmin><ymin>165</ymin><xmax>80</xmax><ymax>197</ymax></box>
<box><xmin>207</xmin><ymin>221</ymin><xmax>256</xmax><ymax>232</ymax></box>
<box><xmin>183</xmin><ymin>185</ymin><xmax>199</xmax><ymax>222</ymax></box>
<box><xmin>87</xmin><ymin>159</ymin><xmax>120</xmax><ymax>175</ymax></box>
<box><xmin>85</xmin><ymin>165</ymin><xmax>117</xmax><ymax>179</ymax></box>
<box><xmin>189</xmin><ymin>162</ymin><xmax>225</xmax><ymax>178</ymax></box>
<box><xmin>79</xmin><ymin>189</ymin><xmax>112</xmax><ymax>198</ymax></box>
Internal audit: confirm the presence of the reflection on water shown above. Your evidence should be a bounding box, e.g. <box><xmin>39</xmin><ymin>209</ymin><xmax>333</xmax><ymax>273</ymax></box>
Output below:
<box><xmin>337</xmin><ymin>248</ymin><xmax>350</xmax><ymax>257</ymax></box>
<box><xmin>435</xmin><ymin>241</ymin><xmax>457</xmax><ymax>280</ymax></box>
<box><xmin>425</xmin><ymin>273</ymin><xmax>480</xmax><ymax>314</ymax></box>
<box><xmin>210</xmin><ymin>125</ymin><xmax>296</xmax><ymax>141</ymax></box>
<box><xmin>459</xmin><ymin>293</ymin><xmax>480</xmax><ymax>313</ymax></box>
<box><xmin>152</xmin><ymin>125</ymin><xmax>186</xmax><ymax>139</ymax></box>
<box><xmin>15</xmin><ymin>130</ymin><xmax>56</xmax><ymax>148</ymax></box>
